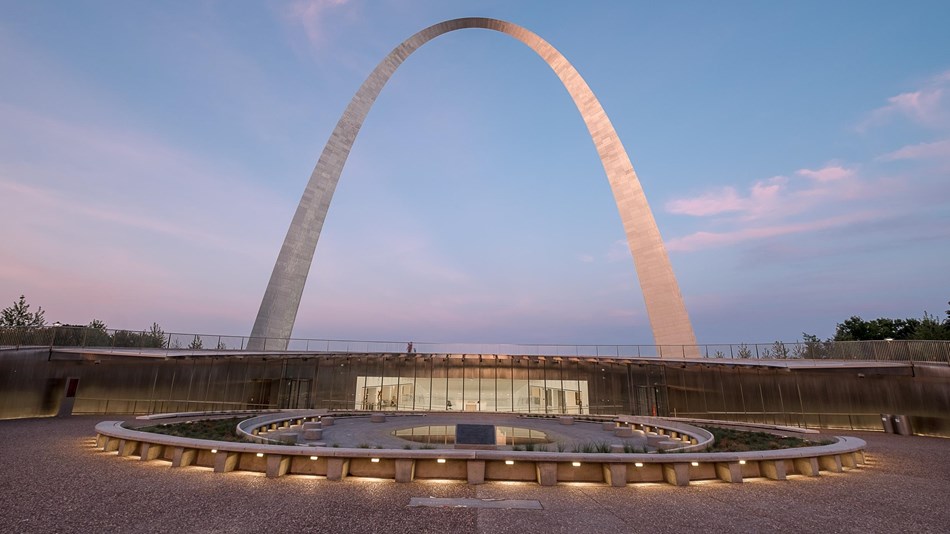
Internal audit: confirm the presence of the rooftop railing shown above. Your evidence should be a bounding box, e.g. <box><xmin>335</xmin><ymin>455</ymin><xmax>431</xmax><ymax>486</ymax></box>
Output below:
<box><xmin>1</xmin><ymin>325</ymin><xmax>948</xmax><ymax>363</ymax></box>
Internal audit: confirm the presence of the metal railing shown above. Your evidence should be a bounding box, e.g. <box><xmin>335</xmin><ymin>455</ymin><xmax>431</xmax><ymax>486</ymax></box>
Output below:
<box><xmin>1</xmin><ymin>325</ymin><xmax>948</xmax><ymax>363</ymax></box>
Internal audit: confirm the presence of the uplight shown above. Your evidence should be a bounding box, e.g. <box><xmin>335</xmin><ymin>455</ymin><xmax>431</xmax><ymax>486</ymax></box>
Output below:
<box><xmin>571</xmin><ymin>462</ymin><xmax>581</xmax><ymax>467</ymax></box>
<box><xmin>371</xmin><ymin>458</ymin><xmax>380</xmax><ymax>463</ymax></box>
<box><xmin>505</xmin><ymin>460</ymin><xmax>515</xmax><ymax>465</ymax></box>
<box><xmin>437</xmin><ymin>458</ymin><xmax>447</xmax><ymax>464</ymax></box>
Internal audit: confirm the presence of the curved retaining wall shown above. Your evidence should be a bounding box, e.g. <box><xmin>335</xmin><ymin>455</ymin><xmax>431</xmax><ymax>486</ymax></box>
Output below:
<box><xmin>95</xmin><ymin>420</ymin><xmax>866</xmax><ymax>487</ymax></box>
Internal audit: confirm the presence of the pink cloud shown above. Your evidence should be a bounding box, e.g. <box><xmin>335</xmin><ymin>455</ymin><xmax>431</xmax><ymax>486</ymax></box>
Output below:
<box><xmin>888</xmin><ymin>89</ymin><xmax>943</xmax><ymax>121</ymax></box>
<box><xmin>666</xmin><ymin>212</ymin><xmax>878</xmax><ymax>252</ymax></box>
<box><xmin>665</xmin><ymin>186</ymin><xmax>744</xmax><ymax>216</ymax></box>
<box><xmin>659</xmin><ymin>162</ymin><xmax>906</xmax><ymax>253</ymax></box>
<box><xmin>796</xmin><ymin>165</ymin><xmax>855</xmax><ymax>182</ymax></box>
<box><xmin>285</xmin><ymin>0</ymin><xmax>352</xmax><ymax>49</ymax></box>
<box><xmin>878</xmin><ymin>138</ymin><xmax>950</xmax><ymax>161</ymax></box>
<box><xmin>858</xmin><ymin>70</ymin><xmax>950</xmax><ymax>131</ymax></box>
<box><xmin>666</xmin><ymin>177</ymin><xmax>788</xmax><ymax>219</ymax></box>
<box><xmin>665</xmin><ymin>165</ymin><xmax>858</xmax><ymax>224</ymax></box>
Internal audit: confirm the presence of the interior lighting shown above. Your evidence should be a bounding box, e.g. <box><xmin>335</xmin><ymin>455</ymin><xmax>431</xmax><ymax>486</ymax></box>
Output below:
<box><xmin>634</xmin><ymin>462</ymin><xmax>644</xmax><ymax>468</ymax></box>
<box><xmin>437</xmin><ymin>459</ymin><xmax>447</xmax><ymax>463</ymax></box>
<box><xmin>571</xmin><ymin>462</ymin><xmax>581</xmax><ymax>467</ymax></box>
<box><xmin>371</xmin><ymin>458</ymin><xmax>380</xmax><ymax>463</ymax></box>
<box><xmin>691</xmin><ymin>462</ymin><xmax>699</xmax><ymax>467</ymax></box>
<box><xmin>310</xmin><ymin>456</ymin><xmax>319</xmax><ymax>461</ymax></box>
<box><xmin>505</xmin><ymin>460</ymin><xmax>515</xmax><ymax>465</ymax></box>
<box><xmin>256</xmin><ymin>453</ymin><xmax>264</xmax><ymax>458</ymax></box>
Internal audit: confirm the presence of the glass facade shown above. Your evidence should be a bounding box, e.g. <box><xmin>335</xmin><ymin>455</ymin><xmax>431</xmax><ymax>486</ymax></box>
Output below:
<box><xmin>355</xmin><ymin>375</ymin><xmax>589</xmax><ymax>414</ymax></box>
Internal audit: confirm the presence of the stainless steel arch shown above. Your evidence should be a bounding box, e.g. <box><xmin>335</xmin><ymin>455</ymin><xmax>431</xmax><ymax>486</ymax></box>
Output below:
<box><xmin>249</xmin><ymin>17</ymin><xmax>697</xmax><ymax>353</ymax></box>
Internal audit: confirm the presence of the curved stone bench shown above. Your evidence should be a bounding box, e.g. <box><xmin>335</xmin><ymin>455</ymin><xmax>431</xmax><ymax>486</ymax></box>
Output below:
<box><xmin>95</xmin><ymin>421</ymin><xmax>866</xmax><ymax>487</ymax></box>
<box><xmin>234</xmin><ymin>410</ymin><xmax>329</xmax><ymax>444</ymax></box>
<box><xmin>523</xmin><ymin>413</ymin><xmax>713</xmax><ymax>452</ymax></box>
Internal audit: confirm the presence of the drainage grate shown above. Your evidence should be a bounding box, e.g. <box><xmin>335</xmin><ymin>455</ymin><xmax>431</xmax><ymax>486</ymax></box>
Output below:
<box><xmin>408</xmin><ymin>497</ymin><xmax>543</xmax><ymax>510</ymax></box>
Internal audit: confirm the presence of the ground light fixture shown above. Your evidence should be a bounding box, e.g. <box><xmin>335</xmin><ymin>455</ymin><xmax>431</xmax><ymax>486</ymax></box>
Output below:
<box><xmin>256</xmin><ymin>453</ymin><xmax>264</xmax><ymax>457</ymax></box>
<box><xmin>634</xmin><ymin>462</ymin><xmax>644</xmax><ymax>467</ymax></box>
<box><xmin>210</xmin><ymin>449</ymin><xmax>217</xmax><ymax>454</ymax></box>
<box><xmin>691</xmin><ymin>462</ymin><xmax>699</xmax><ymax>467</ymax></box>
<box><xmin>437</xmin><ymin>458</ymin><xmax>446</xmax><ymax>463</ymax></box>
<box><xmin>310</xmin><ymin>456</ymin><xmax>318</xmax><ymax>460</ymax></box>
<box><xmin>739</xmin><ymin>460</ymin><xmax>746</xmax><ymax>465</ymax></box>
<box><xmin>371</xmin><ymin>458</ymin><xmax>380</xmax><ymax>463</ymax></box>
<box><xmin>505</xmin><ymin>460</ymin><xmax>514</xmax><ymax>465</ymax></box>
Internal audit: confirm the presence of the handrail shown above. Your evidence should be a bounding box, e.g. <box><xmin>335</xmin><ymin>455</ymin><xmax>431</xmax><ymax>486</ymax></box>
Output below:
<box><xmin>2</xmin><ymin>325</ymin><xmax>948</xmax><ymax>363</ymax></box>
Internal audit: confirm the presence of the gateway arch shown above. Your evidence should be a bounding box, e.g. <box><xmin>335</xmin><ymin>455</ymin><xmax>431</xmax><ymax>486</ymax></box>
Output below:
<box><xmin>249</xmin><ymin>17</ymin><xmax>697</xmax><ymax>352</ymax></box>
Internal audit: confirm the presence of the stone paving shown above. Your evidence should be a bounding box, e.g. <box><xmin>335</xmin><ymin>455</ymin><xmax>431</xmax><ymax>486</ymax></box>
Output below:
<box><xmin>267</xmin><ymin>413</ymin><xmax>651</xmax><ymax>450</ymax></box>
<box><xmin>1</xmin><ymin>416</ymin><xmax>948</xmax><ymax>533</ymax></box>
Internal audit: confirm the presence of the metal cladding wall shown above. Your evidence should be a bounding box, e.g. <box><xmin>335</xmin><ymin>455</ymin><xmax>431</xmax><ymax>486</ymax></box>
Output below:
<box><xmin>662</xmin><ymin>363</ymin><xmax>950</xmax><ymax>436</ymax></box>
<box><xmin>1</xmin><ymin>349</ymin><xmax>948</xmax><ymax>436</ymax></box>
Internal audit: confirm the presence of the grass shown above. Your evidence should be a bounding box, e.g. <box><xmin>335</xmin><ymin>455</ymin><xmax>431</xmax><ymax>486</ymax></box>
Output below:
<box><xmin>701</xmin><ymin>426</ymin><xmax>827</xmax><ymax>452</ymax></box>
<box><xmin>137</xmin><ymin>417</ymin><xmax>247</xmax><ymax>442</ymax></box>
<box><xmin>623</xmin><ymin>443</ymin><xmax>646</xmax><ymax>454</ymax></box>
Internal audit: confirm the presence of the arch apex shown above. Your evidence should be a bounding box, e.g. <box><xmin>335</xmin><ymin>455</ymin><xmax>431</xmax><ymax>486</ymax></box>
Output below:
<box><xmin>248</xmin><ymin>18</ymin><xmax>697</xmax><ymax>354</ymax></box>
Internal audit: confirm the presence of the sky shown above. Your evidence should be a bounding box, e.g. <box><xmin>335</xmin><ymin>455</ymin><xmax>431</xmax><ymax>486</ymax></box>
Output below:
<box><xmin>1</xmin><ymin>1</ymin><xmax>948</xmax><ymax>345</ymax></box>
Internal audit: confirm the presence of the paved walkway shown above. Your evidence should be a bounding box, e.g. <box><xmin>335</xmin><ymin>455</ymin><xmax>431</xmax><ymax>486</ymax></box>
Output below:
<box><xmin>1</xmin><ymin>416</ymin><xmax>948</xmax><ymax>533</ymax></box>
<box><xmin>271</xmin><ymin>413</ymin><xmax>651</xmax><ymax>450</ymax></box>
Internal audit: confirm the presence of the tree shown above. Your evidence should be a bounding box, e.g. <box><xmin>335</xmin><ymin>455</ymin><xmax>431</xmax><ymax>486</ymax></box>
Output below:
<box><xmin>1</xmin><ymin>295</ymin><xmax>46</xmax><ymax>327</ymax></box>
<box><xmin>735</xmin><ymin>343</ymin><xmax>753</xmax><ymax>359</ymax></box>
<box><xmin>188</xmin><ymin>335</ymin><xmax>203</xmax><ymax>350</ymax></box>
<box><xmin>912</xmin><ymin>312</ymin><xmax>950</xmax><ymax>341</ymax></box>
<box><xmin>801</xmin><ymin>332</ymin><xmax>835</xmax><ymax>359</ymax></box>
<box><xmin>84</xmin><ymin>319</ymin><xmax>112</xmax><ymax>347</ymax></box>
<box><xmin>832</xmin><ymin>302</ymin><xmax>950</xmax><ymax>341</ymax></box>
<box><xmin>143</xmin><ymin>322</ymin><xmax>166</xmax><ymax>348</ymax></box>
<box><xmin>834</xmin><ymin>316</ymin><xmax>920</xmax><ymax>341</ymax></box>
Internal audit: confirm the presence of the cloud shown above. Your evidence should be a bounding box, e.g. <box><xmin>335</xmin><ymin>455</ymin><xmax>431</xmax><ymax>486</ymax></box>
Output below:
<box><xmin>578</xmin><ymin>254</ymin><xmax>595</xmax><ymax>263</ymax></box>
<box><xmin>858</xmin><ymin>70</ymin><xmax>950</xmax><ymax>131</ymax></box>
<box><xmin>284</xmin><ymin>0</ymin><xmax>352</xmax><ymax>50</ymax></box>
<box><xmin>659</xmin><ymin>159</ymin><xmax>924</xmax><ymax>252</ymax></box>
<box><xmin>661</xmin><ymin>71</ymin><xmax>950</xmax><ymax>255</ymax></box>
<box><xmin>665</xmin><ymin>186</ymin><xmax>744</xmax><ymax>216</ymax></box>
<box><xmin>665</xmin><ymin>177</ymin><xmax>789</xmax><ymax>220</ymax></box>
<box><xmin>0</xmin><ymin>179</ymin><xmax>238</xmax><ymax>251</ymax></box>
<box><xmin>666</xmin><ymin>164</ymin><xmax>860</xmax><ymax>224</ymax></box>
<box><xmin>666</xmin><ymin>212</ymin><xmax>877</xmax><ymax>252</ymax></box>
<box><xmin>0</xmin><ymin>103</ymin><xmax>284</xmax><ymax>255</ymax></box>
<box><xmin>796</xmin><ymin>165</ymin><xmax>855</xmax><ymax>182</ymax></box>
<box><xmin>606</xmin><ymin>239</ymin><xmax>631</xmax><ymax>262</ymax></box>
<box><xmin>877</xmin><ymin>138</ymin><xmax>950</xmax><ymax>161</ymax></box>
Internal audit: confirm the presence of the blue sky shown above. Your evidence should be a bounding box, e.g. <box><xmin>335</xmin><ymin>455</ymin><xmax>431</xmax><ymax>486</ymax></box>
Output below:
<box><xmin>1</xmin><ymin>1</ymin><xmax>948</xmax><ymax>345</ymax></box>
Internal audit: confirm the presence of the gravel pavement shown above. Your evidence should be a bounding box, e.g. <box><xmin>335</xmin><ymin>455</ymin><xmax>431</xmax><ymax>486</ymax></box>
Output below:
<box><xmin>1</xmin><ymin>416</ymin><xmax>948</xmax><ymax>533</ymax></box>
